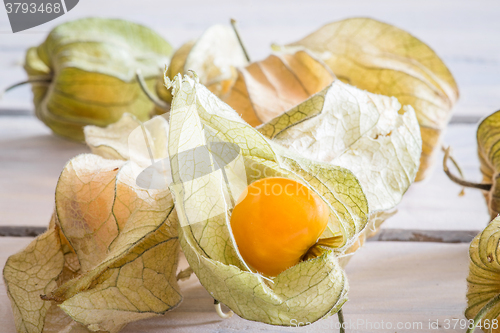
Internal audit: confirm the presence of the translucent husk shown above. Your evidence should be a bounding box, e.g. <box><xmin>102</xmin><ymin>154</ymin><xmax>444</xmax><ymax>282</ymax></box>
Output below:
<box><xmin>466</xmin><ymin>216</ymin><xmax>500</xmax><ymax>333</ymax></box>
<box><xmin>154</xmin><ymin>24</ymin><xmax>248</xmax><ymax>114</ymax></box>
<box><xmin>273</xmin><ymin>17</ymin><xmax>458</xmax><ymax>181</ymax></box>
<box><xmin>167</xmin><ymin>73</ymin><xmax>368</xmax><ymax>324</ymax></box>
<box><xmin>23</xmin><ymin>17</ymin><xmax>173</xmax><ymax>141</ymax></box>
<box><xmin>3</xmin><ymin>115</ymin><xmax>182</xmax><ymax>333</ymax></box>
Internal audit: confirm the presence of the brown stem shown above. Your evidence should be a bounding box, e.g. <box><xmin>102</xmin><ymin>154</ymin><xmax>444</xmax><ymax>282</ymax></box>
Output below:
<box><xmin>338</xmin><ymin>309</ymin><xmax>345</xmax><ymax>333</ymax></box>
<box><xmin>441</xmin><ymin>144</ymin><xmax>467</xmax><ymax>195</ymax></box>
<box><xmin>443</xmin><ymin>146</ymin><xmax>492</xmax><ymax>191</ymax></box>
<box><xmin>230</xmin><ymin>18</ymin><xmax>251</xmax><ymax>62</ymax></box>
<box><xmin>135</xmin><ymin>69</ymin><xmax>169</xmax><ymax>112</ymax></box>
<box><xmin>441</xmin><ymin>145</ymin><xmax>465</xmax><ymax>180</ymax></box>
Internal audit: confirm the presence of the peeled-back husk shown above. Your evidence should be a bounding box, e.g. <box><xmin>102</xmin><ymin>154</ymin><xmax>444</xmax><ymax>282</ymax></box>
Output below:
<box><xmin>258</xmin><ymin>79</ymin><xmax>422</xmax><ymax>251</ymax></box>
<box><xmin>85</xmin><ymin>73</ymin><xmax>422</xmax><ymax>324</ymax></box>
<box><xmin>167</xmin><ymin>74</ymin><xmax>369</xmax><ymax>325</ymax></box>
<box><xmin>222</xmin><ymin>50</ymin><xmax>335</xmax><ymax>126</ymax></box>
<box><xmin>3</xmin><ymin>115</ymin><xmax>182</xmax><ymax>333</ymax></box>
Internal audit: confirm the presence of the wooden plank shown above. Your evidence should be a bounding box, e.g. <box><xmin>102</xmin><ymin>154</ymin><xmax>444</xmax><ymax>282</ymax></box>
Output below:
<box><xmin>384</xmin><ymin>124</ymin><xmax>492</xmax><ymax>231</ymax></box>
<box><xmin>0</xmin><ymin>0</ymin><xmax>499</xmax><ymax>118</ymax></box>
<box><xmin>369</xmin><ymin>229</ymin><xmax>479</xmax><ymax>243</ymax></box>
<box><xmin>0</xmin><ymin>226</ymin><xmax>46</xmax><ymax>237</ymax></box>
<box><xmin>0</xmin><ymin>237</ymin><xmax>470</xmax><ymax>332</ymax></box>
<box><xmin>0</xmin><ymin>116</ymin><xmax>89</xmax><ymax>226</ymax></box>
<box><xmin>0</xmin><ymin>227</ymin><xmax>481</xmax><ymax>243</ymax></box>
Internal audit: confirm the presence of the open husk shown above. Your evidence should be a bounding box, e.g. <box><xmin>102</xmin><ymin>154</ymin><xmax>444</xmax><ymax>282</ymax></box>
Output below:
<box><xmin>3</xmin><ymin>115</ymin><xmax>181</xmax><ymax>333</ymax></box>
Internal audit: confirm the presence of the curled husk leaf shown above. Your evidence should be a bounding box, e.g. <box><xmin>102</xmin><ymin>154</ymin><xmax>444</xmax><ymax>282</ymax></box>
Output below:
<box><xmin>223</xmin><ymin>49</ymin><xmax>335</xmax><ymax>126</ymax></box>
<box><xmin>3</xmin><ymin>116</ymin><xmax>182</xmax><ymax>333</ymax></box>
<box><xmin>167</xmin><ymin>73</ymin><xmax>369</xmax><ymax>325</ymax></box>
<box><xmin>24</xmin><ymin>17</ymin><xmax>173</xmax><ymax>141</ymax></box>
<box><xmin>258</xmin><ymin>79</ymin><xmax>422</xmax><ymax>257</ymax></box>
<box><xmin>155</xmin><ymin>24</ymin><xmax>248</xmax><ymax>113</ymax></box>
<box><xmin>273</xmin><ymin>17</ymin><xmax>458</xmax><ymax>181</ymax></box>
<box><xmin>477</xmin><ymin>110</ymin><xmax>500</xmax><ymax>220</ymax></box>
<box><xmin>466</xmin><ymin>216</ymin><xmax>500</xmax><ymax>332</ymax></box>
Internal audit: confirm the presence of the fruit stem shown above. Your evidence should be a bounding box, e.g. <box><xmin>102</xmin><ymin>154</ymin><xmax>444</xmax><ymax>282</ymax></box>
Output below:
<box><xmin>214</xmin><ymin>299</ymin><xmax>234</xmax><ymax>319</ymax></box>
<box><xmin>466</xmin><ymin>293</ymin><xmax>500</xmax><ymax>333</ymax></box>
<box><xmin>338</xmin><ymin>309</ymin><xmax>345</xmax><ymax>333</ymax></box>
<box><xmin>230</xmin><ymin>18</ymin><xmax>251</xmax><ymax>62</ymax></box>
<box><xmin>2</xmin><ymin>77</ymin><xmax>51</xmax><ymax>96</ymax></box>
<box><xmin>443</xmin><ymin>146</ymin><xmax>492</xmax><ymax>191</ymax></box>
<box><xmin>302</xmin><ymin>235</ymin><xmax>344</xmax><ymax>261</ymax></box>
<box><xmin>135</xmin><ymin>69</ymin><xmax>170</xmax><ymax>112</ymax></box>
<box><xmin>441</xmin><ymin>145</ymin><xmax>465</xmax><ymax>180</ymax></box>
<box><xmin>441</xmin><ymin>145</ymin><xmax>467</xmax><ymax>195</ymax></box>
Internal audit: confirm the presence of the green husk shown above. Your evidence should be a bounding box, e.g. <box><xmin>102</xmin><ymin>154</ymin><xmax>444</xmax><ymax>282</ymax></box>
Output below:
<box><xmin>24</xmin><ymin>17</ymin><xmax>173</xmax><ymax>141</ymax></box>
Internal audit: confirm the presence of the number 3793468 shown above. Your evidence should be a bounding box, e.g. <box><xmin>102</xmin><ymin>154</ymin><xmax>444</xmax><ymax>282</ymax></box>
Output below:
<box><xmin>443</xmin><ymin>318</ymin><xmax>498</xmax><ymax>330</ymax></box>
<box><xmin>5</xmin><ymin>2</ymin><xmax>62</xmax><ymax>14</ymax></box>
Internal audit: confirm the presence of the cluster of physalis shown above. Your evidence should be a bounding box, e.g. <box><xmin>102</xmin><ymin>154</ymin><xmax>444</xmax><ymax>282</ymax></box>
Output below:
<box><xmin>4</xmin><ymin>14</ymin><xmax>468</xmax><ymax>333</ymax></box>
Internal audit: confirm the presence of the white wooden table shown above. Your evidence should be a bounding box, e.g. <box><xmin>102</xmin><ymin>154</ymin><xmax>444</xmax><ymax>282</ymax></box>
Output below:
<box><xmin>1</xmin><ymin>1</ymin><xmax>499</xmax><ymax>332</ymax></box>
<box><xmin>0</xmin><ymin>238</ymin><xmax>470</xmax><ymax>333</ymax></box>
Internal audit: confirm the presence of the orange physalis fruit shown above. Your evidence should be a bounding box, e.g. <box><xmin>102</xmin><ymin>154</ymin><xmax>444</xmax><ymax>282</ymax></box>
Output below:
<box><xmin>230</xmin><ymin>177</ymin><xmax>330</xmax><ymax>276</ymax></box>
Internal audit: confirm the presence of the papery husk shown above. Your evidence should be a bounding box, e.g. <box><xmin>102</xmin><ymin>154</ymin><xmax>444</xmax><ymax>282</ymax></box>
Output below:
<box><xmin>3</xmin><ymin>115</ymin><xmax>182</xmax><ymax>333</ymax></box>
<box><xmin>223</xmin><ymin>50</ymin><xmax>335</xmax><ymax>126</ymax></box>
<box><xmin>477</xmin><ymin>110</ymin><xmax>500</xmax><ymax>220</ymax></box>
<box><xmin>155</xmin><ymin>24</ymin><xmax>248</xmax><ymax>114</ymax></box>
<box><xmin>259</xmin><ymin>79</ymin><xmax>422</xmax><ymax>249</ymax></box>
<box><xmin>35</xmin><ymin>68</ymin><xmax>420</xmax><ymax>327</ymax></box>
<box><xmin>83</xmin><ymin>72</ymin><xmax>421</xmax><ymax>324</ymax></box>
<box><xmin>24</xmin><ymin>17</ymin><xmax>172</xmax><ymax>141</ymax></box>
<box><xmin>274</xmin><ymin>17</ymin><xmax>457</xmax><ymax>181</ymax></box>
<box><xmin>167</xmin><ymin>74</ymin><xmax>369</xmax><ymax>325</ymax></box>
<box><xmin>466</xmin><ymin>216</ymin><xmax>500</xmax><ymax>333</ymax></box>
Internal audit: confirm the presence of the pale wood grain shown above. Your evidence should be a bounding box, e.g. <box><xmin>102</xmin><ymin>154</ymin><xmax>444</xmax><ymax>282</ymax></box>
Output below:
<box><xmin>0</xmin><ymin>117</ymin><xmax>89</xmax><ymax>226</ymax></box>
<box><xmin>384</xmin><ymin>124</ymin><xmax>491</xmax><ymax>230</ymax></box>
<box><xmin>0</xmin><ymin>237</ymin><xmax>469</xmax><ymax>332</ymax></box>
<box><xmin>369</xmin><ymin>229</ymin><xmax>479</xmax><ymax>243</ymax></box>
<box><xmin>0</xmin><ymin>0</ymin><xmax>499</xmax><ymax>118</ymax></box>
